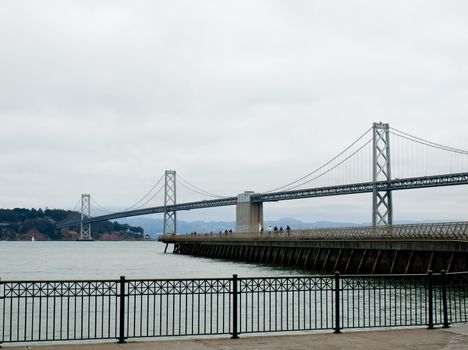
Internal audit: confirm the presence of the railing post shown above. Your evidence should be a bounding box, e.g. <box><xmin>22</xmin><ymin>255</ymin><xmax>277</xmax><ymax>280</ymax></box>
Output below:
<box><xmin>441</xmin><ymin>270</ymin><xmax>450</xmax><ymax>328</ymax></box>
<box><xmin>118</xmin><ymin>276</ymin><xmax>126</xmax><ymax>343</ymax></box>
<box><xmin>334</xmin><ymin>272</ymin><xmax>341</xmax><ymax>334</ymax></box>
<box><xmin>231</xmin><ymin>274</ymin><xmax>239</xmax><ymax>339</ymax></box>
<box><xmin>427</xmin><ymin>270</ymin><xmax>434</xmax><ymax>329</ymax></box>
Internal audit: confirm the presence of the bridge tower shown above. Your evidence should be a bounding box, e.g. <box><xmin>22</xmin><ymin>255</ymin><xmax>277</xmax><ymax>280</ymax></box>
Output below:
<box><xmin>80</xmin><ymin>193</ymin><xmax>92</xmax><ymax>240</ymax></box>
<box><xmin>372</xmin><ymin>122</ymin><xmax>393</xmax><ymax>226</ymax></box>
<box><xmin>163</xmin><ymin>170</ymin><xmax>177</xmax><ymax>236</ymax></box>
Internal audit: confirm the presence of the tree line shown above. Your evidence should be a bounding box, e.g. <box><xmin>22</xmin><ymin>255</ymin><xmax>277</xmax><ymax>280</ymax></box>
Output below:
<box><xmin>0</xmin><ymin>208</ymin><xmax>144</xmax><ymax>241</ymax></box>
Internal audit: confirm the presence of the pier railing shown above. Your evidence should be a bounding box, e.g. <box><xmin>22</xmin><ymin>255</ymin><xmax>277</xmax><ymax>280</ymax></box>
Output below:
<box><xmin>160</xmin><ymin>221</ymin><xmax>468</xmax><ymax>242</ymax></box>
<box><xmin>1</xmin><ymin>271</ymin><xmax>467</xmax><ymax>344</ymax></box>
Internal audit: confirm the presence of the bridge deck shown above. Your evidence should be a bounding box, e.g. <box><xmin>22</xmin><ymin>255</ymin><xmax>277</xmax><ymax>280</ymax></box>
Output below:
<box><xmin>57</xmin><ymin>172</ymin><xmax>468</xmax><ymax>228</ymax></box>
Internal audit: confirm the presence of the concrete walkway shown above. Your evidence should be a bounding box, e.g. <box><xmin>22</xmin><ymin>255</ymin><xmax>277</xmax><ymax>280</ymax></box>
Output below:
<box><xmin>5</xmin><ymin>324</ymin><xmax>468</xmax><ymax>350</ymax></box>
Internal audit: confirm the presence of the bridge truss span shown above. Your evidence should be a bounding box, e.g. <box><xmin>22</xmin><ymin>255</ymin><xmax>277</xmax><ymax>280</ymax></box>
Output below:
<box><xmin>253</xmin><ymin>172</ymin><xmax>468</xmax><ymax>203</ymax></box>
<box><xmin>385</xmin><ymin>172</ymin><xmax>468</xmax><ymax>191</ymax></box>
<box><xmin>56</xmin><ymin>172</ymin><xmax>468</xmax><ymax>229</ymax></box>
<box><xmin>56</xmin><ymin>196</ymin><xmax>238</xmax><ymax>228</ymax></box>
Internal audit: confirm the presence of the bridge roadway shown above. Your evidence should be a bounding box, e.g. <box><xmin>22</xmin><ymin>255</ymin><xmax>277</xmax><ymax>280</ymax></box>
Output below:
<box><xmin>160</xmin><ymin>222</ymin><xmax>468</xmax><ymax>274</ymax></box>
<box><xmin>56</xmin><ymin>172</ymin><xmax>468</xmax><ymax>228</ymax></box>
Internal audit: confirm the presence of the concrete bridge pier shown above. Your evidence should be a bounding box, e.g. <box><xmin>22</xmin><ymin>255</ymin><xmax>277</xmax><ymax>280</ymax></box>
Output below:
<box><xmin>236</xmin><ymin>191</ymin><xmax>263</xmax><ymax>232</ymax></box>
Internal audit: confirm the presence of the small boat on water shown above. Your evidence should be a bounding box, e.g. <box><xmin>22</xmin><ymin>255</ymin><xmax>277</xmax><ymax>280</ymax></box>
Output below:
<box><xmin>31</xmin><ymin>235</ymin><xmax>35</xmax><ymax>242</ymax></box>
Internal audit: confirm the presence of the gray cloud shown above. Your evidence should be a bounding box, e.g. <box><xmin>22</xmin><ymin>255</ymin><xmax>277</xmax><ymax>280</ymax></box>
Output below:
<box><xmin>1</xmin><ymin>1</ymin><xmax>468</xmax><ymax>223</ymax></box>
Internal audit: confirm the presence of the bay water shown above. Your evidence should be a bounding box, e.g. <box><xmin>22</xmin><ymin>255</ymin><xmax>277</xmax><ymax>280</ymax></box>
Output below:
<box><xmin>0</xmin><ymin>241</ymin><xmax>305</xmax><ymax>281</ymax></box>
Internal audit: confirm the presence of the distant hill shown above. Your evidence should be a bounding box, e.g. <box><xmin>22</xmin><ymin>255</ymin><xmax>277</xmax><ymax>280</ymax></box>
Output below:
<box><xmin>118</xmin><ymin>216</ymin><xmax>438</xmax><ymax>237</ymax></box>
<box><xmin>0</xmin><ymin>208</ymin><xmax>144</xmax><ymax>241</ymax></box>
<box><xmin>118</xmin><ymin>217</ymin><xmax>235</xmax><ymax>236</ymax></box>
<box><xmin>118</xmin><ymin>217</ymin><xmax>371</xmax><ymax>237</ymax></box>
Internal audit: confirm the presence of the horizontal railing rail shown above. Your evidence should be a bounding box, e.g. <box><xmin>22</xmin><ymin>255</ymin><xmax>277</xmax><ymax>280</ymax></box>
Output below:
<box><xmin>1</xmin><ymin>271</ymin><xmax>467</xmax><ymax>344</ymax></box>
<box><xmin>159</xmin><ymin>221</ymin><xmax>468</xmax><ymax>242</ymax></box>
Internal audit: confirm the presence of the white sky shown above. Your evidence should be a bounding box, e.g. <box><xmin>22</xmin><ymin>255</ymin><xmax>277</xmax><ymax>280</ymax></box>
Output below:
<box><xmin>1</xmin><ymin>1</ymin><xmax>468</xmax><ymax>223</ymax></box>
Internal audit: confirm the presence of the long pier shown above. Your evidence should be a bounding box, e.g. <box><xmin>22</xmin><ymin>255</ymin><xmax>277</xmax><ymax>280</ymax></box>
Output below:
<box><xmin>160</xmin><ymin>222</ymin><xmax>468</xmax><ymax>274</ymax></box>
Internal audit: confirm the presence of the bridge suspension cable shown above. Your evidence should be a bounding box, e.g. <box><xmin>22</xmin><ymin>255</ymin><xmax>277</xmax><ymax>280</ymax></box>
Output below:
<box><xmin>390</xmin><ymin>127</ymin><xmax>468</xmax><ymax>179</ymax></box>
<box><xmin>177</xmin><ymin>173</ymin><xmax>228</xmax><ymax>199</ymax></box>
<box><xmin>77</xmin><ymin>174</ymin><xmax>167</xmax><ymax>217</ymax></box>
<box><xmin>90</xmin><ymin>198</ymin><xmax>114</xmax><ymax>215</ymax></box>
<box><xmin>70</xmin><ymin>197</ymin><xmax>81</xmax><ymax>213</ymax></box>
<box><xmin>281</xmin><ymin>137</ymin><xmax>373</xmax><ymax>192</ymax></box>
<box><xmin>131</xmin><ymin>183</ymin><xmax>165</xmax><ymax>209</ymax></box>
<box><xmin>121</xmin><ymin>174</ymin><xmax>165</xmax><ymax>211</ymax></box>
<box><xmin>265</xmin><ymin>127</ymin><xmax>373</xmax><ymax>193</ymax></box>
<box><xmin>390</xmin><ymin>127</ymin><xmax>468</xmax><ymax>155</ymax></box>
<box><xmin>58</xmin><ymin>197</ymin><xmax>82</xmax><ymax>225</ymax></box>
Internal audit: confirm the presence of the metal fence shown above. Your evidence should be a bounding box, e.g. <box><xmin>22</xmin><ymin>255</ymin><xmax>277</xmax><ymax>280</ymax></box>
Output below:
<box><xmin>1</xmin><ymin>271</ymin><xmax>467</xmax><ymax>344</ymax></box>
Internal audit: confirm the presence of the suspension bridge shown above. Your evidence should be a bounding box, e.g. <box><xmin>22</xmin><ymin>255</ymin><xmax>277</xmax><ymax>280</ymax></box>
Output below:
<box><xmin>57</xmin><ymin>122</ymin><xmax>468</xmax><ymax>238</ymax></box>
<box><xmin>56</xmin><ymin>122</ymin><xmax>468</xmax><ymax>273</ymax></box>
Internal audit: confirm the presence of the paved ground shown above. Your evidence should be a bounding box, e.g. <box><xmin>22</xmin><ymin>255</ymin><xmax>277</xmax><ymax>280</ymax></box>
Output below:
<box><xmin>4</xmin><ymin>324</ymin><xmax>468</xmax><ymax>350</ymax></box>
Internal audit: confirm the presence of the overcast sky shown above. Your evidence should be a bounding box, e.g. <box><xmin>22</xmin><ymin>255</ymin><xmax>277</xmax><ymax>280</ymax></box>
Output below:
<box><xmin>1</xmin><ymin>1</ymin><xmax>468</xmax><ymax>224</ymax></box>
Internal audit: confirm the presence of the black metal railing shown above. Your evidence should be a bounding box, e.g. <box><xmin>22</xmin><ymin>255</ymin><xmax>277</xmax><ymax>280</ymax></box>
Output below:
<box><xmin>124</xmin><ymin>277</ymin><xmax>232</xmax><ymax>339</ymax></box>
<box><xmin>0</xmin><ymin>279</ymin><xmax>119</xmax><ymax>343</ymax></box>
<box><xmin>1</xmin><ymin>271</ymin><xmax>467</xmax><ymax>344</ymax></box>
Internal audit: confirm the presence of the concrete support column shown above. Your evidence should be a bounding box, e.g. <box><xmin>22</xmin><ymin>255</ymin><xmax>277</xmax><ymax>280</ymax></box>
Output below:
<box><xmin>236</xmin><ymin>191</ymin><xmax>263</xmax><ymax>232</ymax></box>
